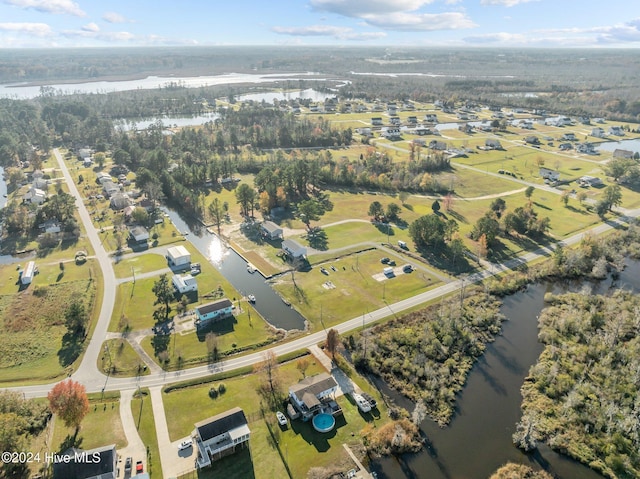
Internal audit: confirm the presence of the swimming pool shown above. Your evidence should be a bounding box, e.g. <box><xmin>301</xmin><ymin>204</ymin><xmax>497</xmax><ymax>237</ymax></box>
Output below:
<box><xmin>312</xmin><ymin>413</ymin><xmax>335</xmax><ymax>433</ymax></box>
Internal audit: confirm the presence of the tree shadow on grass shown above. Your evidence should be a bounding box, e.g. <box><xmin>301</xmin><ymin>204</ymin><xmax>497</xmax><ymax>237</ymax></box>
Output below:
<box><xmin>150</xmin><ymin>332</ymin><xmax>170</xmax><ymax>356</ymax></box>
<box><xmin>306</xmin><ymin>228</ymin><xmax>328</xmax><ymax>251</ymax></box>
<box><xmin>195</xmin><ymin>315</ymin><xmax>238</xmax><ymax>341</ymax></box>
<box><xmin>58</xmin><ymin>331</ymin><xmax>84</xmax><ymax>367</ymax></box>
<box><xmin>58</xmin><ymin>433</ymin><xmax>83</xmax><ymax>453</ymax></box>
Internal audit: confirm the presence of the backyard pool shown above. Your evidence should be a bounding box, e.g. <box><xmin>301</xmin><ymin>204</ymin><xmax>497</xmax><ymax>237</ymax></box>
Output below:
<box><xmin>312</xmin><ymin>413</ymin><xmax>335</xmax><ymax>433</ymax></box>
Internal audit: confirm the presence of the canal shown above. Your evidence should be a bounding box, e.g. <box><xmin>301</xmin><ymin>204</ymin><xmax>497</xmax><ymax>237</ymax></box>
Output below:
<box><xmin>162</xmin><ymin>207</ymin><xmax>307</xmax><ymax>331</ymax></box>
<box><xmin>372</xmin><ymin>262</ymin><xmax>640</xmax><ymax>479</ymax></box>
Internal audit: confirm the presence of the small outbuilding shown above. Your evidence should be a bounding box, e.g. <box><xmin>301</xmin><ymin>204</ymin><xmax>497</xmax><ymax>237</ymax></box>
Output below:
<box><xmin>167</xmin><ymin>245</ymin><xmax>191</xmax><ymax>267</ymax></box>
<box><xmin>21</xmin><ymin>261</ymin><xmax>36</xmax><ymax>285</ymax></box>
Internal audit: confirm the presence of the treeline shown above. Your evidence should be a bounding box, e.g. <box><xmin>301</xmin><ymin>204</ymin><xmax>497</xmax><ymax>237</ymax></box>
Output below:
<box><xmin>347</xmin><ymin>291</ymin><xmax>503</xmax><ymax>426</ymax></box>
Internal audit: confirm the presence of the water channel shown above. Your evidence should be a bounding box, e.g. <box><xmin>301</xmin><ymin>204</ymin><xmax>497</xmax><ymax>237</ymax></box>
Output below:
<box><xmin>371</xmin><ymin>262</ymin><xmax>640</xmax><ymax>479</ymax></box>
<box><xmin>161</xmin><ymin>207</ymin><xmax>306</xmax><ymax>331</ymax></box>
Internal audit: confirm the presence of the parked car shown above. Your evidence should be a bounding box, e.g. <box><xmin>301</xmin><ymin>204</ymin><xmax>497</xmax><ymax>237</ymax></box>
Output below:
<box><xmin>402</xmin><ymin>264</ymin><xmax>413</xmax><ymax>273</ymax></box>
<box><xmin>124</xmin><ymin>457</ymin><xmax>132</xmax><ymax>471</ymax></box>
<box><xmin>136</xmin><ymin>461</ymin><xmax>143</xmax><ymax>474</ymax></box>
<box><xmin>276</xmin><ymin>411</ymin><xmax>288</xmax><ymax>426</ymax></box>
<box><xmin>178</xmin><ymin>438</ymin><xmax>193</xmax><ymax>450</ymax></box>
<box><xmin>380</xmin><ymin>257</ymin><xmax>390</xmax><ymax>264</ymax></box>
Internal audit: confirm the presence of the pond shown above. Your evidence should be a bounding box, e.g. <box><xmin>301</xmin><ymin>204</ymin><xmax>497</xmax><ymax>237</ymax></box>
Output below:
<box><xmin>235</xmin><ymin>88</ymin><xmax>336</xmax><ymax>104</ymax></box>
<box><xmin>114</xmin><ymin>112</ymin><xmax>220</xmax><ymax>131</ymax></box>
<box><xmin>161</xmin><ymin>207</ymin><xmax>306</xmax><ymax>331</ymax></box>
<box><xmin>596</xmin><ymin>138</ymin><xmax>640</xmax><ymax>154</ymax></box>
<box><xmin>371</xmin><ymin>262</ymin><xmax>640</xmax><ymax>479</ymax></box>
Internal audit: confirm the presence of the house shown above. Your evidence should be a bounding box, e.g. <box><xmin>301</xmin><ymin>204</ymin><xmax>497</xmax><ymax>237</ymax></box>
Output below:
<box><xmin>371</xmin><ymin>117</ymin><xmax>383</xmax><ymax>126</ymax></box>
<box><xmin>524</xmin><ymin>136</ymin><xmax>540</xmax><ymax>146</ymax></box>
<box><xmin>282</xmin><ymin>239</ymin><xmax>307</xmax><ymax>259</ymax></box>
<box><xmin>559</xmin><ymin>143</ymin><xmax>573</xmax><ymax>151</ymax></box>
<box><xmin>539</xmin><ymin>168</ymin><xmax>560</xmax><ymax>182</ymax></box>
<box><xmin>261</xmin><ymin>221</ymin><xmax>283</xmax><ymax>240</ymax></box>
<box><xmin>591</xmin><ymin>127</ymin><xmax>606</xmax><ymax>138</ymax></box>
<box><xmin>52</xmin><ymin>444</ymin><xmax>117</xmax><ymax>479</ymax></box>
<box><xmin>355</xmin><ymin>127</ymin><xmax>373</xmax><ymax>138</ymax></box>
<box><xmin>289</xmin><ymin>372</ymin><xmax>339</xmax><ymax>420</ymax></box>
<box><xmin>167</xmin><ymin>245</ymin><xmax>191</xmax><ymax>267</ymax></box>
<box><xmin>194</xmin><ymin>407</ymin><xmax>250</xmax><ymax>469</ymax></box>
<box><xmin>195</xmin><ymin>298</ymin><xmax>233</xmax><ymax>328</ymax></box>
<box><xmin>172</xmin><ymin>274</ymin><xmax>198</xmax><ymax>294</ymax></box>
<box><xmin>129</xmin><ymin>226</ymin><xmax>149</xmax><ymax>243</ymax></box>
<box><xmin>21</xmin><ymin>261</ymin><xmax>36</xmax><ymax>285</ymax></box>
<box><xmin>407</xmin><ymin>116</ymin><xmax>418</xmax><ymax>124</ymax></box>
<box><xmin>578</xmin><ymin>176</ymin><xmax>604</xmax><ymax>187</ymax></box>
<box><xmin>77</xmin><ymin>148</ymin><xmax>93</xmax><ymax>162</ymax></box>
<box><xmin>608</xmin><ymin>126</ymin><xmax>625</xmax><ymax>136</ymax></box>
<box><xmin>485</xmin><ymin>139</ymin><xmax>503</xmax><ymax>150</ymax></box>
<box><xmin>102</xmin><ymin>180</ymin><xmax>120</xmax><ymax>198</ymax></box>
<box><xmin>389</xmin><ymin>116</ymin><xmax>401</xmax><ymax>126</ymax></box>
<box><xmin>24</xmin><ymin>187</ymin><xmax>46</xmax><ymax>205</ymax></box>
<box><xmin>577</xmin><ymin>143</ymin><xmax>599</xmax><ymax>155</ymax></box>
<box><xmin>414</xmin><ymin>126</ymin><xmax>432</xmax><ymax>136</ymax></box>
<box><xmin>110</xmin><ymin>192</ymin><xmax>131</xmax><ymax>211</ymax></box>
<box><xmin>613</xmin><ymin>149</ymin><xmax>634</xmax><ymax>159</ymax></box>
<box><xmin>429</xmin><ymin>140</ymin><xmax>447</xmax><ymax>151</ymax></box>
<box><xmin>560</xmin><ymin>133</ymin><xmax>577</xmax><ymax>141</ymax></box>
<box><xmin>32</xmin><ymin>176</ymin><xmax>48</xmax><ymax>190</ymax></box>
<box><xmin>96</xmin><ymin>172</ymin><xmax>112</xmax><ymax>184</ymax></box>
<box><xmin>386</xmin><ymin>102</ymin><xmax>398</xmax><ymax>115</ymax></box>
<box><xmin>424</xmin><ymin>114</ymin><xmax>438</xmax><ymax>123</ymax></box>
<box><xmin>40</xmin><ymin>219</ymin><xmax>61</xmax><ymax>234</ymax></box>
<box><xmin>381</xmin><ymin>127</ymin><xmax>401</xmax><ymax>139</ymax></box>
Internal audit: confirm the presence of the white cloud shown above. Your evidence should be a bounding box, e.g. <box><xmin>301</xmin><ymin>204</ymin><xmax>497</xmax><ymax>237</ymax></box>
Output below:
<box><xmin>445</xmin><ymin>0</ymin><xmax>462</xmax><ymax>4</ymax></box>
<box><xmin>81</xmin><ymin>22</ymin><xmax>99</xmax><ymax>32</ymax></box>
<box><xmin>3</xmin><ymin>0</ymin><xmax>85</xmax><ymax>16</ymax></box>
<box><xmin>480</xmin><ymin>0</ymin><xmax>537</xmax><ymax>6</ymax></box>
<box><xmin>272</xmin><ymin>24</ymin><xmax>386</xmax><ymax>41</ymax></box>
<box><xmin>102</xmin><ymin>11</ymin><xmax>134</xmax><ymax>24</ymax></box>
<box><xmin>363</xmin><ymin>12</ymin><xmax>476</xmax><ymax>31</ymax></box>
<box><xmin>310</xmin><ymin>0</ymin><xmax>435</xmax><ymax>17</ymax></box>
<box><xmin>0</xmin><ymin>22</ymin><xmax>51</xmax><ymax>36</ymax></box>
<box><xmin>463</xmin><ymin>32</ymin><xmax>527</xmax><ymax>43</ymax></box>
<box><xmin>61</xmin><ymin>28</ymin><xmax>135</xmax><ymax>42</ymax></box>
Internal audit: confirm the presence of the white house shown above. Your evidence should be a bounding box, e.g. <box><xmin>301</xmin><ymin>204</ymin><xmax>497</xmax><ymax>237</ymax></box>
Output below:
<box><xmin>281</xmin><ymin>239</ymin><xmax>307</xmax><ymax>259</ymax></box>
<box><xmin>608</xmin><ymin>126</ymin><xmax>625</xmax><ymax>136</ymax></box>
<box><xmin>613</xmin><ymin>149</ymin><xmax>634</xmax><ymax>159</ymax></box>
<box><xmin>289</xmin><ymin>373</ymin><xmax>338</xmax><ymax>420</ymax></box>
<box><xmin>195</xmin><ymin>298</ymin><xmax>233</xmax><ymax>328</ymax></box>
<box><xmin>194</xmin><ymin>407</ymin><xmax>250</xmax><ymax>469</ymax></box>
<box><xmin>485</xmin><ymin>139</ymin><xmax>503</xmax><ymax>150</ymax></box>
<box><xmin>172</xmin><ymin>274</ymin><xmax>198</xmax><ymax>294</ymax></box>
<box><xmin>110</xmin><ymin>192</ymin><xmax>131</xmax><ymax>211</ymax></box>
<box><xmin>102</xmin><ymin>181</ymin><xmax>120</xmax><ymax>198</ymax></box>
<box><xmin>21</xmin><ymin>261</ymin><xmax>36</xmax><ymax>285</ymax></box>
<box><xmin>591</xmin><ymin>127</ymin><xmax>606</xmax><ymax>138</ymax></box>
<box><xmin>167</xmin><ymin>245</ymin><xmax>191</xmax><ymax>267</ymax></box>
<box><xmin>381</xmin><ymin>127</ymin><xmax>401</xmax><ymax>139</ymax></box>
<box><xmin>261</xmin><ymin>221</ymin><xmax>283</xmax><ymax>240</ymax></box>
<box><xmin>96</xmin><ymin>172</ymin><xmax>112</xmax><ymax>184</ymax></box>
<box><xmin>578</xmin><ymin>176</ymin><xmax>604</xmax><ymax>187</ymax></box>
<box><xmin>539</xmin><ymin>168</ymin><xmax>560</xmax><ymax>182</ymax></box>
<box><xmin>129</xmin><ymin>226</ymin><xmax>149</xmax><ymax>243</ymax></box>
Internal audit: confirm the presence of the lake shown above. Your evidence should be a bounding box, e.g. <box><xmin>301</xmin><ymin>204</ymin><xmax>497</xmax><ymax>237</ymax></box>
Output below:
<box><xmin>372</xmin><ymin>263</ymin><xmax>640</xmax><ymax>479</ymax></box>
<box><xmin>596</xmin><ymin>138</ymin><xmax>640</xmax><ymax>154</ymax></box>
<box><xmin>0</xmin><ymin>72</ymin><xmax>331</xmax><ymax>99</ymax></box>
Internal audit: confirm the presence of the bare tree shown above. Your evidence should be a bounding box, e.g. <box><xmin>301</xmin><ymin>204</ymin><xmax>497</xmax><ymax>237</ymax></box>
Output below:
<box><xmin>326</xmin><ymin>328</ymin><xmax>341</xmax><ymax>361</ymax></box>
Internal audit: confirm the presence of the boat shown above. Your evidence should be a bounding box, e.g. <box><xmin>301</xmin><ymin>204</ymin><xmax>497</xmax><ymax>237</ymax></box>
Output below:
<box><xmin>247</xmin><ymin>263</ymin><xmax>255</xmax><ymax>273</ymax></box>
<box><xmin>353</xmin><ymin>393</ymin><xmax>372</xmax><ymax>413</ymax></box>
<box><xmin>282</xmin><ymin>297</ymin><xmax>291</xmax><ymax>307</ymax></box>
<box><xmin>248</xmin><ymin>294</ymin><xmax>256</xmax><ymax>303</ymax></box>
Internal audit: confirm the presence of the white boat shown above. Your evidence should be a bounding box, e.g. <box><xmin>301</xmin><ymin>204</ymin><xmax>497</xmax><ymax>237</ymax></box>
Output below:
<box><xmin>248</xmin><ymin>294</ymin><xmax>256</xmax><ymax>303</ymax></box>
<box><xmin>353</xmin><ymin>393</ymin><xmax>372</xmax><ymax>413</ymax></box>
<box><xmin>247</xmin><ymin>263</ymin><xmax>255</xmax><ymax>273</ymax></box>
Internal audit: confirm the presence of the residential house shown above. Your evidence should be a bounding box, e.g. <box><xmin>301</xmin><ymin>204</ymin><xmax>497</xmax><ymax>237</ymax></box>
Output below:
<box><xmin>40</xmin><ymin>219</ymin><xmax>61</xmax><ymax>234</ymax></box>
<box><xmin>578</xmin><ymin>176</ymin><xmax>604</xmax><ymax>187</ymax></box>
<box><xmin>282</xmin><ymin>239</ymin><xmax>307</xmax><ymax>259</ymax></box>
<box><xmin>77</xmin><ymin>148</ymin><xmax>92</xmax><ymax>162</ymax></box>
<box><xmin>608</xmin><ymin>126</ymin><xmax>625</xmax><ymax>136</ymax></box>
<box><xmin>194</xmin><ymin>407</ymin><xmax>251</xmax><ymax>469</ymax></box>
<box><xmin>560</xmin><ymin>133</ymin><xmax>577</xmax><ymax>141</ymax></box>
<box><xmin>289</xmin><ymin>372</ymin><xmax>339</xmax><ymax>420</ymax></box>
<box><xmin>195</xmin><ymin>298</ymin><xmax>233</xmax><ymax>328</ymax></box>
<box><xmin>539</xmin><ymin>168</ymin><xmax>560</xmax><ymax>182</ymax></box>
<box><xmin>414</xmin><ymin>126</ymin><xmax>432</xmax><ymax>136</ymax></box>
<box><xmin>52</xmin><ymin>444</ymin><xmax>116</xmax><ymax>479</ymax></box>
<box><xmin>172</xmin><ymin>274</ymin><xmax>198</xmax><ymax>294</ymax></box>
<box><xmin>261</xmin><ymin>221</ymin><xmax>283</xmax><ymax>240</ymax></box>
<box><xmin>424</xmin><ymin>114</ymin><xmax>438</xmax><ymax>123</ymax></box>
<box><xmin>381</xmin><ymin>127</ymin><xmax>401</xmax><ymax>139</ymax></box>
<box><xmin>32</xmin><ymin>176</ymin><xmax>48</xmax><ymax>190</ymax></box>
<box><xmin>613</xmin><ymin>149</ymin><xmax>634</xmax><ymax>159</ymax></box>
<box><xmin>524</xmin><ymin>136</ymin><xmax>540</xmax><ymax>146</ymax></box>
<box><xmin>389</xmin><ymin>116</ymin><xmax>401</xmax><ymax>126</ymax></box>
<box><xmin>407</xmin><ymin>116</ymin><xmax>418</xmax><ymax>124</ymax></box>
<box><xmin>594</xmin><ymin>117</ymin><xmax>606</xmax><ymax>124</ymax></box>
<box><xmin>102</xmin><ymin>180</ymin><xmax>120</xmax><ymax>198</ymax></box>
<box><xmin>129</xmin><ymin>225</ymin><xmax>149</xmax><ymax>243</ymax></box>
<box><xmin>559</xmin><ymin>143</ymin><xmax>573</xmax><ymax>151</ymax></box>
<box><xmin>429</xmin><ymin>140</ymin><xmax>447</xmax><ymax>151</ymax></box>
<box><xmin>386</xmin><ymin>102</ymin><xmax>398</xmax><ymax>115</ymax></box>
<box><xmin>485</xmin><ymin>139</ymin><xmax>503</xmax><ymax>150</ymax></box>
<box><xmin>96</xmin><ymin>172</ymin><xmax>112</xmax><ymax>185</ymax></box>
<box><xmin>24</xmin><ymin>187</ymin><xmax>46</xmax><ymax>205</ymax></box>
<box><xmin>577</xmin><ymin>143</ymin><xmax>599</xmax><ymax>155</ymax></box>
<box><xmin>110</xmin><ymin>192</ymin><xmax>131</xmax><ymax>211</ymax></box>
<box><xmin>458</xmin><ymin>123</ymin><xmax>474</xmax><ymax>134</ymax></box>
<box><xmin>591</xmin><ymin>127</ymin><xmax>606</xmax><ymax>138</ymax></box>
<box><xmin>371</xmin><ymin>117</ymin><xmax>383</xmax><ymax>126</ymax></box>
<box><xmin>355</xmin><ymin>127</ymin><xmax>373</xmax><ymax>138</ymax></box>
<box><xmin>167</xmin><ymin>245</ymin><xmax>191</xmax><ymax>267</ymax></box>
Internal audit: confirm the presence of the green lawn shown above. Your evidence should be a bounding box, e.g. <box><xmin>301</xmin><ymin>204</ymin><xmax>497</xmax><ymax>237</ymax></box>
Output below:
<box><xmin>165</xmin><ymin>358</ymin><xmax>384</xmax><ymax>479</ymax></box>
<box><xmin>113</xmin><ymin>252</ymin><xmax>171</xmax><ymax>279</ymax></box>
<box><xmin>98</xmin><ymin>338</ymin><xmax>149</xmax><ymax>377</ymax></box>
<box><xmin>273</xmin><ymin>249</ymin><xmax>442</xmax><ymax>331</ymax></box>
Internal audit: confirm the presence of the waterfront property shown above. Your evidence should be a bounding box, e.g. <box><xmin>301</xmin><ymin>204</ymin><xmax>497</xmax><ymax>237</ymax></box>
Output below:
<box><xmin>261</xmin><ymin>220</ymin><xmax>283</xmax><ymax>240</ymax></box>
<box><xmin>194</xmin><ymin>407</ymin><xmax>251</xmax><ymax>469</ymax></box>
<box><xmin>129</xmin><ymin>225</ymin><xmax>149</xmax><ymax>244</ymax></box>
<box><xmin>194</xmin><ymin>298</ymin><xmax>233</xmax><ymax>329</ymax></box>
<box><xmin>172</xmin><ymin>273</ymin><xmax>198</xmax><ymax>294</ymax></box>
<box><xmin>289</xmin><ymin>372</ymin><xmax>339</xmax><ymax>420</ymax></box>
<box><xmin>52</xmin><ymin>444</ymin><xmax>117</xmax><ymax>479</ymax></box>
<box><xmin>282</xmin><ymin>239</ymin><xmax>307</xmax><ymax>260</ymax></box>
<box><xmin>167</xmin><ymin>245</ymin><xmax>191</xmax><ymax>267</ymax></box>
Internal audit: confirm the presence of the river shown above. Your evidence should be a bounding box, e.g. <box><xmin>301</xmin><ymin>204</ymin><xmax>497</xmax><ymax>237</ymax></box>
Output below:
<box><xmin>161</xmin><ymin>207</ymin><xmax>306</xmax><ymax>331</ymax></box>
<box><xmin>371</xmin><ymin>262</ymin><xmax>640</xmax><ymax>479</ymax></box>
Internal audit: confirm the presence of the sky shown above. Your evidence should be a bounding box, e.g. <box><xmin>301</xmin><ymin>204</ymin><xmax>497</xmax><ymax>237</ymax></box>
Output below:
<box><xmin>0</xmin><ymin>0</ymin><xmax>639</xmax><ymax>49</ymax></box>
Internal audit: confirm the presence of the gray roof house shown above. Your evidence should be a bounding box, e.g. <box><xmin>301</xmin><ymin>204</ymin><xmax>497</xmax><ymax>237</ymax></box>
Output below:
<box><xmin>261</xmin><ymin>221</ymin><xmax>283</xmax><ymax>240</ymax></box>
<box><xmin>289</xmin><ymin>373</ymin><xmax>338</xmax><ymax>419</ymax></box>
<box><xmin>282</xmin><ymin>239</ymin><xmax>307</xmax><ymax>259</ymax></box>
<box><xmin>194</xmin><ymin>407</ymin><xmax>250</xmax><ymax>469</ymax></box>
<box><xmin>52</xmin><ymin>444</ymin><xmax>116</xmax><ymax>479</ymax></box>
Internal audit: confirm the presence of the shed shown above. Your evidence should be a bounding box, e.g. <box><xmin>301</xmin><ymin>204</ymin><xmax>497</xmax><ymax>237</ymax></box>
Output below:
<box><xmin>172</xmin><ymin>274</ymin><xmax>198</xmax><ymax>294</ymax></box>
<box><xmin>21</xmin><ymin>261</ymin><xmax>36</xmax><ymax>285</ymax></box>
<box><xmin>167</xmin><ymin>245</ymin><xmax>191</xmax><ymax>266</ymax></box>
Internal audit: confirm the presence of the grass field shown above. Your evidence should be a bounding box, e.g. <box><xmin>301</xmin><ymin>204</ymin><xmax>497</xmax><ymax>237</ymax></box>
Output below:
<box><xmin>131</xmin><ymin>389</ymin><xmax>163</xmax><ymax>479</ymax></box>
<box><xmin>165</xmin><ymin>357</ymin><xmax>385</xmax><ymax>479</ymax></box>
